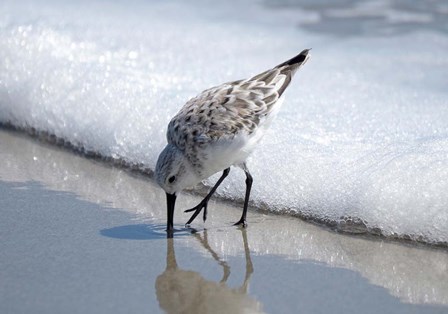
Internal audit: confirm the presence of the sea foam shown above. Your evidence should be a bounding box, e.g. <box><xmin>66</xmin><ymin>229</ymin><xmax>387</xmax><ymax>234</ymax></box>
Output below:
<box><xmin>1</xmin><ymin>0</ymin><xmax>447</xmax><ymax>244</ymax></box>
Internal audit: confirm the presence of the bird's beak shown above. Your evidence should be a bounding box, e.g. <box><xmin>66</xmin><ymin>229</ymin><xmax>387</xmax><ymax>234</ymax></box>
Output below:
<box><xmin>166</xmin><ymin>193</ymin><xmax>177</xmax><ymax>236</ymax></box>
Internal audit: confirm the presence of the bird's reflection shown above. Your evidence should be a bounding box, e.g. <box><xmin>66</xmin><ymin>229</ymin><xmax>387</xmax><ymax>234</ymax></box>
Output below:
<box><xmin>155</xmin><ymin>229</ymin><xmax>263</xmax><ymax>314</ymax></box>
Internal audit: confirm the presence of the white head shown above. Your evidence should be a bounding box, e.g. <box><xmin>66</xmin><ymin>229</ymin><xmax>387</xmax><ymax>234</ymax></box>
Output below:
<box><xmin>155</xmin><ymin>144</ymin><xmax>199</xmax><ymax>233</ymax></box>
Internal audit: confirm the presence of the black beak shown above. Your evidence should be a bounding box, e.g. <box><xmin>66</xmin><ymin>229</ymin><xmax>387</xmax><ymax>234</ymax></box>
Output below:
<box><xmin>166</xmin><ymin>193</ymin><xmax>177</xmax><ymax>236</ymax></box>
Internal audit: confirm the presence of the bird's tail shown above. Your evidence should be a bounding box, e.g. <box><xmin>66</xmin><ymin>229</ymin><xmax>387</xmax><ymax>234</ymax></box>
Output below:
<box><xmin>247</xmin><ymin>48</ymin><xmax>311</xmax><ymax>99</ymax></box>
<box><xmin>274</xmin><ymin>48</ymin><xmax>311</xmax><ymax>96</ymax></box>
<box><xmin>275</xmin><ymin>48</ymin><xmax>311</xmax><ymax>70</ymax></box>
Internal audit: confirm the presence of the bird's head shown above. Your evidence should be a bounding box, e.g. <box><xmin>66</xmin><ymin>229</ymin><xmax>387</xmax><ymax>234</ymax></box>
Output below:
<box><xmin>155</xmin><ymin>144</ymin><xmax>199</xmax><ymax>234</ymax></box>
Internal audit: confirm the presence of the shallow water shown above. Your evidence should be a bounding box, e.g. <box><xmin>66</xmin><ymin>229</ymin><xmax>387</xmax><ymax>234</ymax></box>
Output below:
<box><xmin>1</xmin><ymin>130</ymin><xmax>448</xmax><ymax>313</ymax></box>
<box><xmin>0</xmin><ymin>0</ymin><xmax>447</xmax><ymax>244</ymax></box>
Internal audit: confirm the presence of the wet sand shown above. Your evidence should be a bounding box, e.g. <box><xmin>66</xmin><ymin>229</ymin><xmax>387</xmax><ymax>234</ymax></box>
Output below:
<box><xmin>1</xmin><ymin>130</ymin><xmax>447</xmax><ymax>314</ymax></box>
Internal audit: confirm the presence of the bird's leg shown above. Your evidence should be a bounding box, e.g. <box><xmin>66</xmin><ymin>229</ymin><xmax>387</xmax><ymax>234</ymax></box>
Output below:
<box><xmin>234</xmin><ymin>164</ymin><xmax>253</xmax><ymax>227</ymax></box>
<box><xmin>185</xmin><ymin>167</ymin><xmax>230</xmax><ymax>226</ymax></box>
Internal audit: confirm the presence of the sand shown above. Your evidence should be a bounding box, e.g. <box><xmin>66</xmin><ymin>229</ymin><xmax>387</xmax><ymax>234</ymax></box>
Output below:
<box><xmin>1</xmin><ymin>129</ymin><xmax>447</xmax><ymax>314</ymax></box>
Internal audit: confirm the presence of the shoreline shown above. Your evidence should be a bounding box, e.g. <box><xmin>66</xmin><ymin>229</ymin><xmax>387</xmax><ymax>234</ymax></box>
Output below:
<box><xmin>1</xmin><ymin>124</ymin><xmax>447</xmax><ymax>249</ymax></box>
<box><xmin>2</xmin><ymin>180</ymin><xmax>446</xmax><ymax>313</ymax></box>
<box><xmin>1</xmin><ymin>129</ymin><xmax>448</xmax><ymax>309</ymax></box>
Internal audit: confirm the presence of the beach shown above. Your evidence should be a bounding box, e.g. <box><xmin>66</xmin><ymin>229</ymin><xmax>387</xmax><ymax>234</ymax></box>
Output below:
<box><xmin>1</xmin><ymin>130</ymin><xmax>447</xmax><ymax>313</ymax></box>
<box><xmin>1</xmin><ymin>0</ymin><xmax>448</xmax><ymax>312</ymax></box>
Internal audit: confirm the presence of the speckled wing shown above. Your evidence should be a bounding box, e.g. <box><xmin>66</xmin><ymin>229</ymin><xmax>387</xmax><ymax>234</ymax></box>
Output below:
<box><xmin>166</xmin><ymin>49</ymin><xmax>310</xmax><ymax>151</ymax></box>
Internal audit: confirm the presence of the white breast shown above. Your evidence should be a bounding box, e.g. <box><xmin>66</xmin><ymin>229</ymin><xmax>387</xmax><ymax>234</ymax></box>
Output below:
<box><xmin>199</xmin><ymin>97</ymin><xmax>284</xmax><ymax>179</ymax></box>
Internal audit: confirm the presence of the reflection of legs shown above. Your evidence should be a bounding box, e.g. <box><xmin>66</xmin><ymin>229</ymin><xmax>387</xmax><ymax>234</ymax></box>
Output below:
<box><xmin>234</xmin><ymin>163</ymin><xmax>253</xmax><ymax>226</ymax></box>
<box><xmin>239</xmin><ymin>228</ymin><xmax>254</xmax><ymax>293</ymax></box>
<box><xmin>185</xmin><ymin>168</ymin><xmax>231</xmax><ymax>225</ymax></box>
<box><xmin>165</xmin><ymin>238</ymin><xmax>178</xmax><ymax>271</ymax></box>
<box><xmin>193</xmin><ymin>229</ymin><xmax>230</xmax><ymax>283</ymax></box>
<box><xmin>191</xmin><ymin>227</ymin><xmax>253</xmax><ymax>290</ymax></box>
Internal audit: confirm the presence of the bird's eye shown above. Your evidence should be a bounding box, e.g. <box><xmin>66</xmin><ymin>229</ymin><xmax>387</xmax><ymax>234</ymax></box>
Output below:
<box><xmin>168</xmin><ymin>176</ymin><xmax>176</xmax><ymax>184</ymax></box>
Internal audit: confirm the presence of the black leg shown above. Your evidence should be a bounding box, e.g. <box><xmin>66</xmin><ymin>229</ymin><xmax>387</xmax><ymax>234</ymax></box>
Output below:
<box><xmin>185</xmin><ymin>168</ymin><xmax>230</xmax><ymax>226</ymax></box>
<box><xmin>234</xmin><ymin>165</ymin><xmax>252</xmax><ymax>227</ymax></box>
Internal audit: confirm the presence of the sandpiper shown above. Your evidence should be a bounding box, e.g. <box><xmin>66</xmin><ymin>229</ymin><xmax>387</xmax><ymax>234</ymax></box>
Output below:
<box><xmin>155</xmin><ymin>49</ymin><xmax>311</xmax><ymax>234</ymax></box>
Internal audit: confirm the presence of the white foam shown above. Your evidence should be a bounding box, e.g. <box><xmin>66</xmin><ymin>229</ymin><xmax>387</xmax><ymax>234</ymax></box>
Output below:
<box><xmin>1</xmin><ymin>0</ymin><xmax>447</xmax><ymax>244</ymax></box>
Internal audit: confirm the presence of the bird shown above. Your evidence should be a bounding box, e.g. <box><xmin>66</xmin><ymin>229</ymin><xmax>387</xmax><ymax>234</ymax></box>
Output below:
<box><xmin>155</xmin><ymin>49</ymin><xmax>311</xmax><ymax>234</ymax></box>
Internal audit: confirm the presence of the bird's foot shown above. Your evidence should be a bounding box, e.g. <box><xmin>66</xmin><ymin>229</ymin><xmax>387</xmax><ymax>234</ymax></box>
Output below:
<box><xmin>233</xmin><ymin>219</ymin><xmax>247</xmax><ymax>228</ymax></box>
<box><xmin>184</xmin><ymin>198</ymin><xmax>209</xmax><ymax>226</ymax></box>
